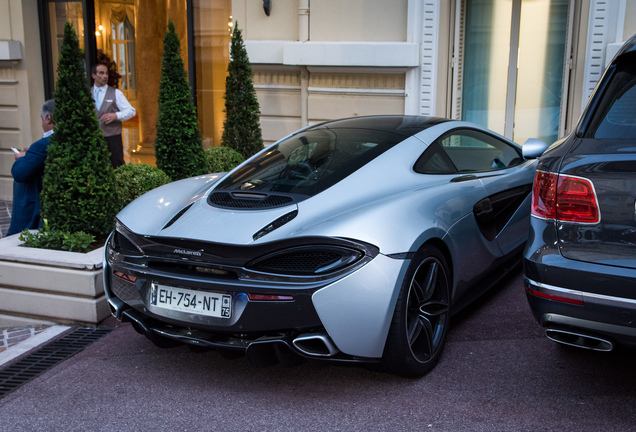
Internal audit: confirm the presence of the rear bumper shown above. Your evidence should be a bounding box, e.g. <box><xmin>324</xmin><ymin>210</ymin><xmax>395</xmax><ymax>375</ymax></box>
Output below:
<box><xmin>523</xmin><ymin>217</ymin><xmax>636</xmax><ymax>348</ymax></box>
<box><xmin>103</xmin><ymin>233</ymin><xmax>408</xmax><ymax>360</ymax></box>
<box><xmin>524</xmin><ymin>276</ymin><xmax>636</xmax><ymax>347</ymax></box>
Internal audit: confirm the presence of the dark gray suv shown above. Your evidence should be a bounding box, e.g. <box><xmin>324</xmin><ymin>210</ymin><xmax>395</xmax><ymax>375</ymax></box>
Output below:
<box><xmin>523</xmin><ymin>34</ymin><xmax>636</xmax><ymax>351</ymax></box>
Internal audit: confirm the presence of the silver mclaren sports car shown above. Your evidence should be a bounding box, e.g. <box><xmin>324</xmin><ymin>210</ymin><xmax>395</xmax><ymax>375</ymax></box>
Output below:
<box><xmin>104</xmin><ymin>115</ymin><xmax>546</xmax><ymax>377</ymax></box>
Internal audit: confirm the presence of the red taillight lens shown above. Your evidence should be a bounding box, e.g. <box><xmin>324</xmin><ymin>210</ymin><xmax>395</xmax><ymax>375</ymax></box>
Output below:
<box><xmin>114</xmin><ymin>271</ymin><xmax>137</xmax><ymax>283</ymax></box>
<box><xmin>556</xmin><ymin>175</ymin><xmax>600</xmax><ymax>223</ymax></box>
<box><xmin>531</xmin><ymin>171</ymin><xmax>600</xmax><ymax>223</ymax></box>
<box><xmin>531</xmin><ymin>171</ymin><xmax>558</xmax><ymax>219</ymax></box>
<box><xmin>525</xmin><ymin>286</ymin><xmax>584</xmax><ymax>305</ymax></box>
<box><xmin>247</xmin><ymin>293</ymin><xmax>294</xmax><ymax>301</ymax></box>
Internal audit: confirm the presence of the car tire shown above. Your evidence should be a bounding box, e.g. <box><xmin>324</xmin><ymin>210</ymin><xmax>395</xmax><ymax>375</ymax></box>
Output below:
<box><xmin>382</xmin><ymin>245</ymin><xmax>451</xmax><ymax>377</ymax></box>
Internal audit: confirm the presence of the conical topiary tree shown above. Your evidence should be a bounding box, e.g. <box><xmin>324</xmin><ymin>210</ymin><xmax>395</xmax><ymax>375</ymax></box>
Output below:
<box><xmin>40</xmin><ymin>22</ymin><xmax>119</xmax><ymax>238</ymax></box>
<box><xmin>221</xmin><ymin>23</ymin><xmax>263</xmax><ymax>159</ymax></box>
<box><xmin>154</xmin><ymin>20</ymin><xmax>207</xmax><ymax>181</ymax></box>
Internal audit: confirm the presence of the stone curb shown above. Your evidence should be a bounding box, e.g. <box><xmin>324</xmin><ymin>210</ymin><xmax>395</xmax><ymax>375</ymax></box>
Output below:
<box><xmin>0</xmin><ymin>232</ymin><xmax>103</xmax><ymax>271</ymax></box>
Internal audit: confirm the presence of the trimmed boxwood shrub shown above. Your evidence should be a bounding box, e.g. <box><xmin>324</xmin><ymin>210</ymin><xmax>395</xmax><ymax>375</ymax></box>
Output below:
<box><xmin>40</xmin><ymin>22</ymin><xmax>118</xmax><ymax>238</ymax></box>
<box><xmin>221</xmin><ymin>23</ymin><xmax>264</xmax><ymax>159</ymax></box>
<box><xmin>205</xmin><ymin>146</ymin><xmax>244</xmax><ymax>173</ymax></box>
<box><xmin>154</xmin><ymin>20</ymin><xmax>207</xmax><ymax>181</ymax></box>
<box><xmin>114</xmin><ymin>164</ymin><xmax>172</xmax><ymax>208</ymax></box>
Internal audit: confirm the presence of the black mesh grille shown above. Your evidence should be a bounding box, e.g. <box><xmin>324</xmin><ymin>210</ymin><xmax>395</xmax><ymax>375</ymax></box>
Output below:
<box><xmin>209</xmin><ymin>192</ymin><xmax>294</xmax><ymax>209</ymax></box>
<box><xmin>111</xmin><ymin>275</ymin><xmax>141</xmax><ymax>302</ymax></box>
<box><xmin>116</xmin><ymin>232</ymin><xmax>141</xmax><ymax>255</ymax></box>
<box><xmin>251</xmin><ymin>251</ymin><xmax>343</xmax><ymax>274</ymax></box>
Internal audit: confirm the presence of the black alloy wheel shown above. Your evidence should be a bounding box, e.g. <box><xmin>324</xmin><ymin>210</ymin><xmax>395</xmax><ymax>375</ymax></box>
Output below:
<box><xmin>382</xmin><ymin>245</ymin><xmax>451</xmax><ymax>377</ymax></box>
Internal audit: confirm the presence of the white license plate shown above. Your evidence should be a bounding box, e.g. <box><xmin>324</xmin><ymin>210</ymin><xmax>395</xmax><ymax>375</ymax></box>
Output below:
<box><xmin>150</xmin><ymin>284</ymin><xmax>231</xmax><ymax>318</ymax></box>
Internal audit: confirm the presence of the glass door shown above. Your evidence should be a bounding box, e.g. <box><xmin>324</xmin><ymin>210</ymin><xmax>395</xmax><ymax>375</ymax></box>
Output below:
<box><xmin>455</xmin><ymin>0</ymin><xmax>570</xmax><ymax>144</ymax></box>
<box><xmin>192</xmin><ymin>0</ymin><xmax>232</xmax><ymax>148</ymax></box>
<box><xmin>40</xmin><ymin>0</ymin><xmax>96</xmax><ymax>99</ymax></box>
<box><xmin>514</xmin><ymin>0</ymin><xmax>569</xmax><ymax>144</ymax></box>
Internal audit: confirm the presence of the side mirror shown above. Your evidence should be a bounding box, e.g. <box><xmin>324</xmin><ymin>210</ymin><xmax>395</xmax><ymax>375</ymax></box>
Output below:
<box><xmin>522</xmin><ymin>138</ymin><xmax>549</xmax><ymax>160</ymax></box>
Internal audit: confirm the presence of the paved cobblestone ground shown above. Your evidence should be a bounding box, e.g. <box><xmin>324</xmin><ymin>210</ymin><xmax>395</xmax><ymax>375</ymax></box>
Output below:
<box><xmin>0</xmin><ymin>326</ymin><xmax>50</xmax><ymax>354</ymax></box>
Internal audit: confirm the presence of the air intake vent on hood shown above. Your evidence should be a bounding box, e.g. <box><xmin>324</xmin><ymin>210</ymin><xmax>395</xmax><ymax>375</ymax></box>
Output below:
<box><xmin>162</xmin><ymin>203</ymin><xmax>194</xmax><ymax>230</ymax></box>
<box><xmin>208</xmin><ymin>192</ymin><xmax>294</xmax><ymax>209</ymax></box>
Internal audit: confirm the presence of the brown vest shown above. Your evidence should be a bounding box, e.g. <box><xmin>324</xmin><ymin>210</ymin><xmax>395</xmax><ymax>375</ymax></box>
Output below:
<box><xmin>94</xmin><ymin>86</ymin><xmax>121</xmax><ymax>137</ymax></box>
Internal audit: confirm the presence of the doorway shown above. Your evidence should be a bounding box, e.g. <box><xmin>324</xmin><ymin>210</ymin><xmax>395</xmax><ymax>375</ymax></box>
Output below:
<box><xmin>41</xmin><ymin>0</ymin><xmax>232</xmax><ymax>166</ymax></box>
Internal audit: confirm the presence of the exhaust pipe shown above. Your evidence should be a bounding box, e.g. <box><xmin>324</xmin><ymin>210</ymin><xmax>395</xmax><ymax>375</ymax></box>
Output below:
<box><xmin>546</xmin><ymin>328</ymin><xmax>614</xmax><ymax>352</ymax></box>
<box><xmin>293</xmin><ymin>333</ymin><xmax>340</xmax><ymax>357</ymax></box>
<box><xmin>107</xmin><ymin>296</ymin><xmax>127</xmax><ymax>321</ymax></box>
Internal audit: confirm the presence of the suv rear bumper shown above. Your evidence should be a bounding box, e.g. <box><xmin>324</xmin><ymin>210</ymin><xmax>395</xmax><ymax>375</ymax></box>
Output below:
<box><xmin>523</xmin><ymin>271</ymin><xmax>636</xmax><ymax>348</ymax></box>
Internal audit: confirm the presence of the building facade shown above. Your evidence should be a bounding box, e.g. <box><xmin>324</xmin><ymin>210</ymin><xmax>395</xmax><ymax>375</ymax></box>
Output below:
<box><xmin>1</xmin><ymin>0</ymin><xmax>634</xmax><ymax>200</ymax></box>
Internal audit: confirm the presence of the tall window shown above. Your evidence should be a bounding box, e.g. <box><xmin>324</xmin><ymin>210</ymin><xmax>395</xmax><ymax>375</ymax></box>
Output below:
<box><xmin>454</xmin><ymin>0</ymin><xmax>570</xmax><ymax>145</ymax></box>
<box><xmin>111</xmin><ymin>16</ymin><xmax>136</xmax><ymax>95</ymax></box>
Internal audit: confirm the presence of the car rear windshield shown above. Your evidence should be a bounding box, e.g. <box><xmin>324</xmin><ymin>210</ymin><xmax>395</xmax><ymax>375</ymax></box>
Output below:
<box><xmin>586</xmin><ymin>53</ymin><xmax>636</xmax><ymax>139</ymax></box>
<box><xmin>214</xmin><ymin>127</ymin><xmax>407</xmax><ymax>197</ymax></box>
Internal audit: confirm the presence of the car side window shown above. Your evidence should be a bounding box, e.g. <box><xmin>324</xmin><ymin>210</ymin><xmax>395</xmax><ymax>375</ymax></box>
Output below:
<box><xmin>589</xmin><ymin>58</ymin><xmax>636</xmax><ymax>139</ymax></box>
<box><xmin>418</xmin><ymin>129</ymin><xmax>522</xmax><ymax>173</ymax></box>
<box><xmin>413</xmin><ymin>141</ymin><xmax>457</xmax><ymax>174</ymax></box>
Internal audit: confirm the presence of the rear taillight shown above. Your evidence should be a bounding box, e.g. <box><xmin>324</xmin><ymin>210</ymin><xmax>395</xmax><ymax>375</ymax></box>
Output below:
<box><xmin>531</xmin><ymin>171</ymin><xmax>600</xmax><ymax>223</ymax></box>
<box><xmin>114</xmin><ymin>271</ymin><xmax>137</xmax><ymax>283</ymax></box>
<box><xmin>247</xmin><ymin>293</ymin><xmax>294</xmax><ymax>301</ymax></box>
<box><xmin>531</xmin><ymin>171</ymin><xmax>558</xmax><ymax>219</ymax></box>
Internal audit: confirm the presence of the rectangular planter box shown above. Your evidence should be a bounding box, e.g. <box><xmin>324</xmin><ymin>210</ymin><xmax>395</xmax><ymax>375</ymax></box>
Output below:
<box><xmin>0</xmin><ymin>233</ymin><xmax>108</xmax><ymax>325</ymax></box>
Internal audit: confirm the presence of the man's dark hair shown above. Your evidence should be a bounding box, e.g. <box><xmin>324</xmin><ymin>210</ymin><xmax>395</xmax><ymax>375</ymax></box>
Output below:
<box><xmin>91</xmin><ymin>63</ymin><xmax>106</xmax><ymax>75</ymax></box>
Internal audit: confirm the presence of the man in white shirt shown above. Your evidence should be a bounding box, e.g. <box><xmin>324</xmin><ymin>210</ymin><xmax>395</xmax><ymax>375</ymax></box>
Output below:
<box><xmin>91</xmin><ymin>63</ymin><xmax>136</xmax><ymax>168</ymax></box>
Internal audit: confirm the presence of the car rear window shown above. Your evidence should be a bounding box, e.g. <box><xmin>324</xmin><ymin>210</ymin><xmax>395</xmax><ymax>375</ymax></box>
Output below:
<box><xmin>214</xmin><ymin>127</ymin><xmax>406</xmax><ymax>197</ymax></box>
<box><xmin>587</xmin><ymin>54</ymin><xmax>636</xmax><ymax>139</ymax></box>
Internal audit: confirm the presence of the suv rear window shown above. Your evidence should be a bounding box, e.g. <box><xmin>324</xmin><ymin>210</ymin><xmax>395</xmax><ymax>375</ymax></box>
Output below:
<box><xmin>586</xmin><ymin>54</ymin><xmax>636</xmax><ymax>139</ymax></box>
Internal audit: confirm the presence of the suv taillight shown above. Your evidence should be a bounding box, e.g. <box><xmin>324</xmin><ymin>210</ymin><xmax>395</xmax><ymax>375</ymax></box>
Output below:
<box><xmin>531</xmin><ymin>171</ymin><xmax>600</xmax><ymax>223</ymax></box>
<box><xmin>531</xmin><ymin>171</ymin><xmax>558</xmax><ymax>219</ymax></box>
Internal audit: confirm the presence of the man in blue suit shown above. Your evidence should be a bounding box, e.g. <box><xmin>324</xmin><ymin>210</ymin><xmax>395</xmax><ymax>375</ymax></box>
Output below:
<box><xmin>7</xmin><ymin>100</ymin><xmax>55</xmax><ymax>236</ymax></box>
